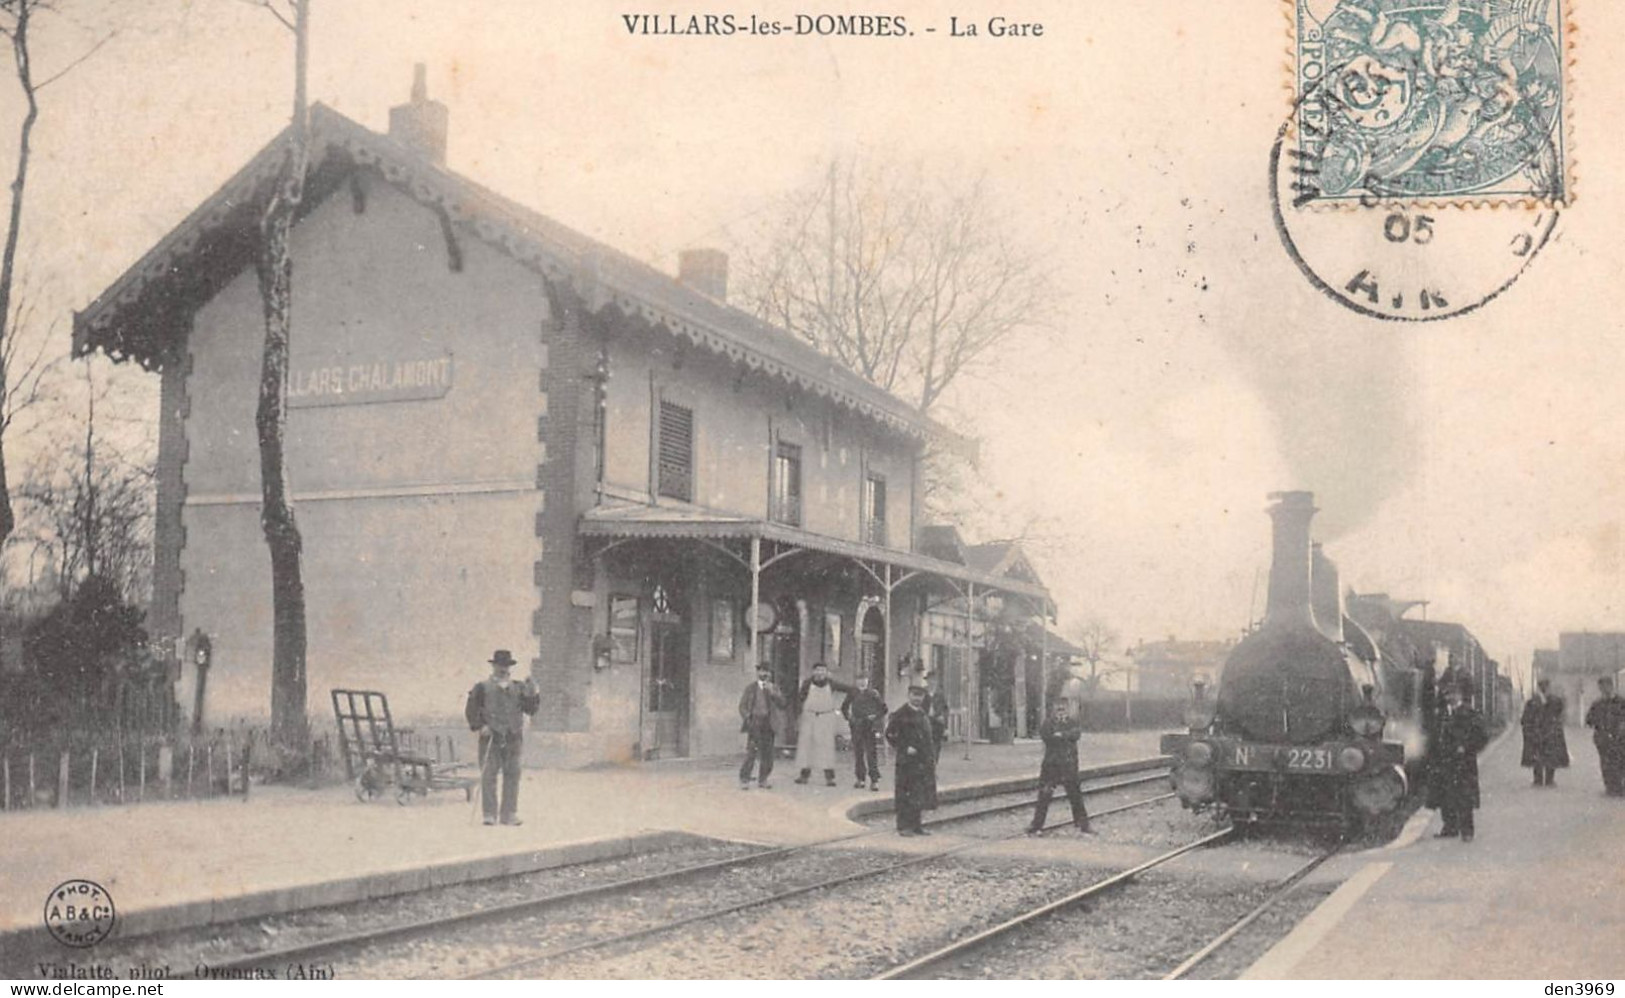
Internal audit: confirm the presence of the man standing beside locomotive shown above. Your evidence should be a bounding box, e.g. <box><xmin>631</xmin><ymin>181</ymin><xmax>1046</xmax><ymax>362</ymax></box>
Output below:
<box><xmin>886</xmin><ymin>681</ymin><xmax>939</xmax><ymax>836</ymax></box>
<box><xmin>1429</xmin><ymin>682</ymin><xmax>1488</xmax><ymax>842</ymax></box>
<box><xmin>1026</xmin><ymin>699</ymin><xmax>1094</xmax><ymax>835</ymax></box>
<box><xmin>1520</xmin><ymin>677</ymin><xmax>1569</xmax><ymax>787</ymax></box>
<box><xmin>841</xmin><ymin>674</ymin><xmax>888</xmax><ymax>791</ymax></box>
<box><xmin>1583</xmin><ymin>676</ymin><xmax>1625</xmax><ymax>797</ymax></box>
<box><xmin>464</xmin><ymin>649</ymin><xmax>541</xmax><ymax>827</ymax></box>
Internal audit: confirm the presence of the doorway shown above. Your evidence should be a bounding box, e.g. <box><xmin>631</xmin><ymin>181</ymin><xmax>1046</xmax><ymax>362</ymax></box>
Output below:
<box><xmin>643</xmin><ymin>584</ymin><xmax>690</xmax><ymax>759</ymax></box>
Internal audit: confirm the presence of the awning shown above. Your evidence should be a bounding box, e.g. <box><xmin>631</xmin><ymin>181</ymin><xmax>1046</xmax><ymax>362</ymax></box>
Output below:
<box><xmin>579</xmin><ymin>502</ymin><xmax>1051</xmax><ymax>605</ymax></box>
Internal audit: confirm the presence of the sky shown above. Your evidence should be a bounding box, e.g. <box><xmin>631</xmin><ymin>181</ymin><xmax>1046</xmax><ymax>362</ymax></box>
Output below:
<box><xmin>4</xmin><ymin>0</ymin><xmax>1624</xmax><ymax>684</ymax></box>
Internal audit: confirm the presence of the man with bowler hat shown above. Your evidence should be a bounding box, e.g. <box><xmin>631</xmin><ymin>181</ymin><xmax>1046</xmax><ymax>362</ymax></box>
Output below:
<box><xmin>464</xmin><ymin>650</ymin><xmax>540</xmax><ymax>826</ymax></box>
<box><xmin>885</xmin><ymin>681</ymin><xmax>939</xmax><ymax>836</ymax></box>
<box><xmin>738</xmin><ymin>664</ymin><xmax>787</xmax><ymax>790</ymax></box>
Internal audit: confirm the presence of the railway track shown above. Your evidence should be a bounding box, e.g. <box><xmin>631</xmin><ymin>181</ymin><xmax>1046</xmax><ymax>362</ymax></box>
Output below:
<box><xmin>172</xmin><ymin>762</ymin><xmax>1170</xmax><ymax>979</ymax></box>
<box><xmin>1160</xmin><ymin>845</ymin><xmax>1340</xmax><ymax>979</ymax></box>
<box><xmin>870</xmin><ymin>826</ymin><xmax>1237</xmax><ymax>979</ymax></box>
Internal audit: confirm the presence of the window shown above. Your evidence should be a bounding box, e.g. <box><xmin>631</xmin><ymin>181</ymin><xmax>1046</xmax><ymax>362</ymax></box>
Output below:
<box><xmin>822</xmin><ymin>611</ymin><xmax>842</xmax><ymax>668</ymax></box>
<box><xmin>657</xmin><ymin>400</ymin><xmax>694</xmax><ymax>502</ymax></box>
<box><xmin>863</xmin><ymin>473</ymin><xmax>887</xmax><ymax>546</ymax></box>
<box><xmin>609</xmin><ymin>595</ymin><xmax>640</xmax><ymax>663</ymax></box>
<box><xmin>772</xmin><ymin>440</ymin><xmax>802</xmax><ymax>526</ymax></box>
<box><xmin>711</xmin><ymin>599</ymin><xmax>737</xmax><ymax>661</ymax></box>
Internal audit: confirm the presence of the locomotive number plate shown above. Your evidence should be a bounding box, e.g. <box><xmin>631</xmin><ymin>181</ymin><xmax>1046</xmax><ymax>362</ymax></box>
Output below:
<box><xmin>1222</xmin><ymin>743</ymin><xmax>1338</xmax><ymax>772</ymax></box>
<box><xmin>1282</xmin><ymin>747</ymin><xmax>1334</xmax><ymax>772</ymax></box>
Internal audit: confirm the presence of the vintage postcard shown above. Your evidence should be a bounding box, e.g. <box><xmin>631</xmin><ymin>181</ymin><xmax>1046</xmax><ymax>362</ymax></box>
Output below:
<box><xmin>2</xmin><ymin>0</ymin><xmax>1623</xmax><ymax>986</ymax></box>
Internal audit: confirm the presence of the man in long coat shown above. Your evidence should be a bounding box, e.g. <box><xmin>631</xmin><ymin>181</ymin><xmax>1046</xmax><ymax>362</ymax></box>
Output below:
<box><xmin>1429</xmin><ymin>682</ymin><xmax>1488</xmax><ymax>841</ymax></box>
<box><xmin>1584</xmin><ymin>676</ymin><xmax>1625</xmax><ymax>797</ymax></box>
<box><xmin>793</xmin><ymin>663</ymin><xmax>853</xmax><ymax>786</ymax></box>
<box><xmin>885</xmin><ymin>682</ymin><xmax>939</xmax><ymax>836</ymax></box>
<box><xmin>464</xmin><ymin>649</ymin><xmax>541</xmax><ymax>826</ymax></box>
<box><xmin>1520</xmin><ymin>678</ymin><xmax>1570</xmax><ymax>787</ymax></box>
<box><xmin>1027</xmin><ymin>699</ymin><xmax>1094</xmax><ymax>834</ymax></box>
<box><xmin>738</xmin><ymin>664</ymin><xmax>787</xmax><ymax>790</ymax></box>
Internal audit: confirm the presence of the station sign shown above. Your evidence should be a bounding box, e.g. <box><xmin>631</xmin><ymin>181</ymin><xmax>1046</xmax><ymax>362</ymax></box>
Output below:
<box><xmin>288</xmin><ymin>352</ymin><xmax>455</xmax><ymax>408</ymax></box>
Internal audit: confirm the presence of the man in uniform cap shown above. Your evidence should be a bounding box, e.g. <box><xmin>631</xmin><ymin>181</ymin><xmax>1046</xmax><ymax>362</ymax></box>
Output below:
<box><xmin>464</xmin><ymin>650</ymin><xmax>540</xmax><ymax>826</ymax></box>
<box><xmin>885</xmin><ymin>682</ymin><xmax>939</xmax><ymax>836</ymax></box>
<box><xmin>1584</xmin><ymin>676</ymin><xmax>1625</xmax><ymax>796</ymax></box>
<box><xmin>1428</xmin><ymin>681</ymin><xmax>1487</xmax><ymax>842</ymax></box>
<box><xmin>1520</xmin><ymin>677</ymin><xmax>1569</xmax><ymax>787</ymax></box>
<box><xmin>1027</xmin><ymin>698</ymin><xmax>1094</xmax><ymax>834</ymax></box>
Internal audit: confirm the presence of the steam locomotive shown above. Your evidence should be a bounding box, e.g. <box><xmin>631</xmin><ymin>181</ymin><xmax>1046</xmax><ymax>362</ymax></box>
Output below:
<box><xmin>1161</xmin><ymin>491</ymin><xmax>1503</xmax><ymax>827</ymax></box>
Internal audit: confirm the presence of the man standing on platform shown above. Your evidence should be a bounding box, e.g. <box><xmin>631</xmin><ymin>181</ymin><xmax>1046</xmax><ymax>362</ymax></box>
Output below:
<box><xmin>1584</xmin><ymin>676</ymin><xmax>1625</xmax><ymax>797</ymax></box>
<box><xmin>1429</xmin><ymin>682</ymin><xmax>1488</xmax><ymax>842</ymax></box>
<box><xmin>464</xmin><ymin>649</ymin><xmax>540</xmax><ymax>827</ymax></box>
<box><xmin>1026</xmin><ymin>699</ymin><xmax>1094</xmax><ymax>835</ymax></box>
<box><xmin>841</xmin><ymin>674</ymin><xmax>888</xmax><ymax>791</ymax></box>
<box><xmin>793</xmin><ymin>663</ymin><xmax>853</xmax><ymax>787</ymax></box>
<box><xmin>738</xmin><ymin>664</ymin><xmax>787</xmax><ymax>790</ymax></box>
<box><xmin>886</xmin><ymin>682</ymin><xmax>939</xmax><ymax>836</ymax></box>
<box><xmin>1520</xmin><ymin>678</ymin><xmax>1570</xmax><ymax>787</ymax></box>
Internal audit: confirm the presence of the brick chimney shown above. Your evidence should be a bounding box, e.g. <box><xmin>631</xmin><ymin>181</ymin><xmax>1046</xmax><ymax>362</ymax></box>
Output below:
<box><xmin>677</xmin><ymin>248</ymin><xmax>728</xmax><ymax>302</ymax></box>
<box><xmin>388</xmin><ymin>64</ymin><xmax>449</xmax><ymax>167</ymax></box>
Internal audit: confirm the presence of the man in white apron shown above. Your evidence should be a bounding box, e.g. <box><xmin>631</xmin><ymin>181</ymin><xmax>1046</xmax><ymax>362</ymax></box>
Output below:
<box><xmin>793</xmin><ymin>662</ymin><xmax>854</xmax><ymax>786</ymax></box>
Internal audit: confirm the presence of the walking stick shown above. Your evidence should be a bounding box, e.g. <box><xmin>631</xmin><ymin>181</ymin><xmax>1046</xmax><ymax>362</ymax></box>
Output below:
<box><xmin>470</xmin><ymin>731</ymin><xmax>495</xmax><ymax>825</ymax></box>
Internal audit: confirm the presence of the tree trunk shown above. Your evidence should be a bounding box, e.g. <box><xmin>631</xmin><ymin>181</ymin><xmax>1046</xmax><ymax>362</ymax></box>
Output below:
<box><xmin>0</xmin><ymin>0</ymin><xmax>41</xmax><ymax>548</ymax></box>
<box><xmin>256</xmin><ymin>0</ymin><xmax>312</xmax><ymax>757</ymax></box>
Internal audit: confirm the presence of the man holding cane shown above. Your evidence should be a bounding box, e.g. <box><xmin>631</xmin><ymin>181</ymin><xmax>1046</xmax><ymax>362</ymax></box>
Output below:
<box><xmin>465</xmin><ymin>649</ymin><xmax>541</xmax><ymax>826</ymax></box>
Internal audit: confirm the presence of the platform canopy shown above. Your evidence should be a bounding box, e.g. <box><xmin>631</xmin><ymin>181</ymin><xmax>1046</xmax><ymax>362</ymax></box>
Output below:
<box><xmin>578</xmin><ymin>502</ymin><xmax>1052</xmax><ymax>608</ymax></box>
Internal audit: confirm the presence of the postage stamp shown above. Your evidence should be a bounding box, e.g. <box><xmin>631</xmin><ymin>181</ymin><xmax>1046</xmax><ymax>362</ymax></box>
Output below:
<box><xmin>1293</xmin><ymin>0</ymin><xmax>1571</xmax><ymax>206</ymax></box>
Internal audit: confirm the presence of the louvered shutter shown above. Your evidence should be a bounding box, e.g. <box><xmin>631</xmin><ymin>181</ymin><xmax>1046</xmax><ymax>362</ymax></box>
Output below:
<box><xmin>658</xmin><ymin>401</ymin><xmax>694</xmax><ymax>501</ymax></box>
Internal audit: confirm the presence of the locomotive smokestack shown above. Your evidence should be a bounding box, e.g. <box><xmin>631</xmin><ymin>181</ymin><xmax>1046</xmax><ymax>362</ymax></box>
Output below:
<box><xmin>1264</xmin><ymin>491</ymin><xmax>1318</xmax><ymax>629</ymax></box>
<box><xmin>1310</xmin><ymin>543</ymin><xmax>1345</xmax><ymax>641</ymax></box>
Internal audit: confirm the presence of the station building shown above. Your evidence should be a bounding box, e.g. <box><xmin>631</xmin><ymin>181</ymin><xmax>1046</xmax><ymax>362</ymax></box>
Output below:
<box><xmin>73</xmin><ymin>74</ymin><xmax>1053</xmax><ymax>766</ymax></box>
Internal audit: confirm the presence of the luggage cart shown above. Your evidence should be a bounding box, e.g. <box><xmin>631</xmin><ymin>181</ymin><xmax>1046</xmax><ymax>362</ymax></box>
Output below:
<box><xmin>331</xmin><ymin>689</ymin><xmax>475</xmax><ymax>804</ymax></box>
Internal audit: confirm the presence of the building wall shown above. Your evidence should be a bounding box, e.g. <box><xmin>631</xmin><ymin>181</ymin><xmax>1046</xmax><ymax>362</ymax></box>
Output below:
<box><xmin>173</xmin><ymin>177</ymin><xmax>548</xmax><ymax>725</ymax></box>
<box><xmin>598</xmin><ymin>322</ymin><xmax>917</xmax><ymax>549</ymax></box>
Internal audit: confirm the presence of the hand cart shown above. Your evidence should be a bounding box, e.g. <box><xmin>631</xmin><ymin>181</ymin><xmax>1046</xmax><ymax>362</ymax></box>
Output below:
<box><xmin>331</xmin><ymin>689</ymin><xmax>476</xmax><ymax>804</ymax></box>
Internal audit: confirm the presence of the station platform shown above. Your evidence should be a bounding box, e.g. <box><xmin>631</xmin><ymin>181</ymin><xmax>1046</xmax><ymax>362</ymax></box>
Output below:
<box><xmin>1246</xmin><ymin>724</ymin><xmax>1625</xmax><ymax>979</ymax></box>
<box><xmin>0</xmin><ymin>730</ymin><xmax>1162</xmax><ymax>965</ymax></box>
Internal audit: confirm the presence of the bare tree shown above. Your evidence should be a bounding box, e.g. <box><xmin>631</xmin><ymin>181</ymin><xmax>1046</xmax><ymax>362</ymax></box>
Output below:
<box><xmin>1070</xmin><ymin>618</ymin><xmax>1123</xmax><ymax>698</ymax></box>
<box><xmin>243</xmin><ymin>0</ymin><xmax>312</xmax><ymax>757</ymax></box>
<box><xmin>735</xmin><ymin>158</ymin><xmax>1056</xmax><ymax>415</ymax></box>
<box><xmin>14</xmin><ymin>363</ymin><xmax>155</xmax><ymax>606</ymax></box>
<box><xmin>0</xmin><ymin>0</ymin><xmax>110</xmax><ymax>550</ymax></box>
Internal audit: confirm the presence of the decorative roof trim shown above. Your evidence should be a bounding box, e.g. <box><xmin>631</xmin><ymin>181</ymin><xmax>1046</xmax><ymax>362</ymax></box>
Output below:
<box><xmin>74</xmin><ymin>106</ymin><xmax>972</xmax><ymax>454</ymax></box>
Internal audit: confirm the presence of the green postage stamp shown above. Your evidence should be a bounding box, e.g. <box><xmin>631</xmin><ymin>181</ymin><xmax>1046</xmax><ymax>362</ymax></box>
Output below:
<box><xmin>1293</xmin><ymin>0</ymin><xmax>1570</xmax><ymax>205</ymax></box>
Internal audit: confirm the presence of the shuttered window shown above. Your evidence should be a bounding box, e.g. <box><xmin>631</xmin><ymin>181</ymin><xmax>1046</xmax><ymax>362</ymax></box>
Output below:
<box><xmin>772</xmin><ymin>441</ymin><xmax>802</xmax><ymax>526</ymax></box>
<box><xmin>863</xmin><ymin>473</ymin><xmax>887</xmax><ymax>546</ymax></box>
<box><xmin>658</xmin><ymin>401</ymin><xmax>694</xmax><ymax>502</ymax></box>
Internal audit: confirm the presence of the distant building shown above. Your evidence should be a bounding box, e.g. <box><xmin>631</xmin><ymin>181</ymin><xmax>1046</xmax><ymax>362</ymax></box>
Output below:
<box><xmin>1551</xmin><ymin>632</ymin><xmax>1625</xmax><ymax>724</ymax></box>
<box><xmin>1127</xmin><ymin>638</ymin><xmax>1232</xmax><ymax>699</ymax></box>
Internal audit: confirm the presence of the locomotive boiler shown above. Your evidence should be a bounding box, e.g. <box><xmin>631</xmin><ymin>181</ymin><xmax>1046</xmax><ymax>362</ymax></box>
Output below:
<box><xmin>1162</xmin><ymin>491</ymin><xmax>1418</xmax><ymax>827</ymax></box>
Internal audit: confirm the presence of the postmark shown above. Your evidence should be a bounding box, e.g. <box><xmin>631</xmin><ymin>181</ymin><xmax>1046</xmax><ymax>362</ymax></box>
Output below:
<box><xmin>43</xmin><ymin>880</ymin><xmax>116</xmax><ymax>949</ymax></box>
<box><xmin>1274</xmin><ymin>3</ymin><xmax>1566</xmax><ymax>321</ymax></box>
<box><xmin>1294</xmin><ymin>0</ymin><xmax>1570</xmax><ymax>207</ymax></box>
